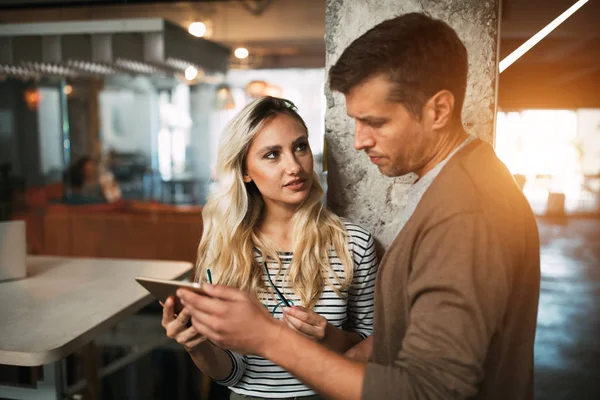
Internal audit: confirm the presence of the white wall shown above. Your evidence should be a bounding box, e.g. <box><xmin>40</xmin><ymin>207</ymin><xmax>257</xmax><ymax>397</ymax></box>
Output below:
<box><xmin>223</xmin><ymin>68</ymin><xmax>326</xmax><ymax>163</ymax></box>
<box><xmin>37</xmin><ymin>87</ymin><xmax>64</xmax><ymax>178</ymax></box>
<box><xmin>98</xmin><ymin>77</ymin><xmax>158</xmax><ymax>159</ymax></box>
<box><xmin>576</xmin><ymin>109</ymin><xmax>600</xmax><ymax>175</ymax></box>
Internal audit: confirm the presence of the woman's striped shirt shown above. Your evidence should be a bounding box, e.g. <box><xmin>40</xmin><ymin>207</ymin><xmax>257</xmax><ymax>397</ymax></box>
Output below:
<box><xmin>216</xmin><ymin>221</ymin><xmax>379</xmax><ymax>398</ymax></box>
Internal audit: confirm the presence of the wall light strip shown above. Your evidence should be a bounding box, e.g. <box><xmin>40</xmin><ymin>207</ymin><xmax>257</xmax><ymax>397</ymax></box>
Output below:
<box><xmin>499</xmin><ymin>0</ymin><xmax>590</xmax><ymax>73</ymax></box>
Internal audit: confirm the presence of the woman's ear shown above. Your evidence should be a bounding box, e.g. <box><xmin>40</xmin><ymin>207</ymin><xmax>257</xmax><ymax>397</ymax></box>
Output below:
<box><xmin>243</xmin><ymin>173</ymin><xmax>252</xmax><ymax>183</ymax></box>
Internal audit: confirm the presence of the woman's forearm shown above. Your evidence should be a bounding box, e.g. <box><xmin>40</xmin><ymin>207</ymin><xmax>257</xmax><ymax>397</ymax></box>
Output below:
<box><xmin>186</xmin><ymin>341</ymin><xmax>233</xmax><ymax>381</ymax></box>
<box><xmin>323</xmin><ymin>324</ymin><xmax>363</xmax><ymax>353</ymax></box>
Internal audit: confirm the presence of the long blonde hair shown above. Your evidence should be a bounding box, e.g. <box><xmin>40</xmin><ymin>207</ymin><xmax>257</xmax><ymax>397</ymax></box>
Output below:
<box><xmin>195</xmin><ymin>96</ymin><xmax>353</xmax><ymax>309</ymax></box>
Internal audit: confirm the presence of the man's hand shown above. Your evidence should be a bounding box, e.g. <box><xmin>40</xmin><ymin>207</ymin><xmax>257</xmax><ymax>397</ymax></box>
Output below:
<box><xmin>345</xmin><ymin>335</ymin><xmax>373</xmax><ymax>362</ymax></box>
<box><xmin>177</xmin><ymin>284</ymin><xmax>282</xmax><ymax>356</ymax></box>
<box><xmin>282</xmin><ymin>306</ymin><xmax>328</xmax><ymax>341</ymax></box>
<box><xmin>179</xmin><ymin>285</ymin><xmax>366</xmax><ymax>400</ymax></box>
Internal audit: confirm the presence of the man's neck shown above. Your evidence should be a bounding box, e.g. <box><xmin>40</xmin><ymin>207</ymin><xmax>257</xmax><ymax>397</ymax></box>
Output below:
<box><xmin>415</xmin><ymin>126</ymin><xmax>469</xmax><ymax>179</ymax></box>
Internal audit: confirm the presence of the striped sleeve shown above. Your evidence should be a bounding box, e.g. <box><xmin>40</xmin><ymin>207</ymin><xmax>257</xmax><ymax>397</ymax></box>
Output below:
<box><xmin>213</xmin><ymin>350</ymin><xmax>246</xmax><ymax>387</ymax></box>
<box><xmin>346</xmin><ymin>229</ymin><xmax>378</xmax><ymax>338</ymax></box>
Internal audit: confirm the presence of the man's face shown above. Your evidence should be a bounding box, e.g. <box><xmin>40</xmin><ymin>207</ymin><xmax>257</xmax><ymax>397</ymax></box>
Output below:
<box><xmin>345</xmin><ymin>74</ymin><xmax>436</xmax><ymax>177</ymax></box>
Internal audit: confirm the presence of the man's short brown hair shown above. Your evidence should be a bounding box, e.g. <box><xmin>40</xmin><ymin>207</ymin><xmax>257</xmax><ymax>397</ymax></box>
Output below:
<box><xmin>329</xmin><ymin>13</ymin><xmax>468</xmax><ymax>120</ymax></box>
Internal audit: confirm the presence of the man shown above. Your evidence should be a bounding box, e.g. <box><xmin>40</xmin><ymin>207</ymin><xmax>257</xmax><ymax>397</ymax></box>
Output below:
<box><xmin>178</xmin><ymin>13</ymin><xmax>540</xmax><ymax>400</ymax></box>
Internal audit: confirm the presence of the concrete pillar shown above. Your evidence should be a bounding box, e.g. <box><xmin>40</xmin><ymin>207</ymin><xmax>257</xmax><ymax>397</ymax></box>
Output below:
<box><xmin>325</xmin><ymin>0</ymin><xmax>500</xmax><ymax>248</ymax></box>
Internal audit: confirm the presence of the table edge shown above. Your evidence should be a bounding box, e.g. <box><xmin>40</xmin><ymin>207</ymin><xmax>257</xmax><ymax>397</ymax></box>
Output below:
<box><xmin>1</xmin><ymin>265</ymin><xmax>191</xmax><ymax>366</ymax></box>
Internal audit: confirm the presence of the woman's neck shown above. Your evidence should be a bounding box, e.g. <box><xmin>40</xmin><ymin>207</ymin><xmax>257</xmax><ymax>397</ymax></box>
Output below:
<box><xmin>259</xmin><ymin>204</ymin><xmax>296</xmax><ymax>252</ymax></box>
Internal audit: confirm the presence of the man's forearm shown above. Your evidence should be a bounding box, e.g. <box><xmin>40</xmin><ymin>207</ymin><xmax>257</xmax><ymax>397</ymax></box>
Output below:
<box><xmin>263</xmin><ymin>325</ymin><xmax>366</xmax><ymax>400</ymax></box>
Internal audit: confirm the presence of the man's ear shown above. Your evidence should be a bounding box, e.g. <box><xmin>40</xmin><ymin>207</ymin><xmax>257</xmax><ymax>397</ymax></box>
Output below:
<box><xmin>425</xmin><ymin>90</ymin><xmax>455</xmax><ymax>130</ymax></box>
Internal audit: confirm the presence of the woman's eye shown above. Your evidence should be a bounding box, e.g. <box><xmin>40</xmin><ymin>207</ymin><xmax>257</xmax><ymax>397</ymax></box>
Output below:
<box><xmin>264</xmin><ymin>152</ymin><xmax>278</xmax><ymax>160</ymax></box>
<box><xmin>295</xmin><ymin>143</ymin><xmax>308</xmax><ymax>152</ymax></box>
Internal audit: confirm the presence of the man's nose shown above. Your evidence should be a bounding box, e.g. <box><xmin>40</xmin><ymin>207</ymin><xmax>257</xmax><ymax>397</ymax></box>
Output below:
<box><xmin>354</xmin><ymin>124</ymin><xmax>375</xmax><ymax>151</ymax></box>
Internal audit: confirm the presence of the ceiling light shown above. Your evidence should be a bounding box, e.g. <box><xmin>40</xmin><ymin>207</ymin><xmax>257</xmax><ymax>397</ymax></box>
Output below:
<box><xmin>499</xmin><ymin>0</ymin><xmax>589</xmax><ymax>73</ymax></box>
<box><xmin>185</xmin><ymin>65</ymin><xmax>198</xmax><ymax>80</ymax></box>
<box><xmin>264</xmin><ymin>84</ymin><xmax>282</xmax><ymax>98</ymax></box>
<box><xmin>245</xmin><ymin>80</ymin><xmax>267</xmax><ymax>98</ymax></box>
<box><xmin>234</xmin><ymin>47</ymin><xmax>249</xmax><ymax>59</ymax></box>
<box><xmin>63</xmin><ymin>84</ymin><xmax>73</xmax><ymax>95</ymax></box>
<box><xmin>188</xmin><ymin>22</ymin><xmax>207</xmax><ymax>38</ymax></box>
<box><xmin>24</xmin><ymin>88</ymin><xmax>42</xmax><ymax>111</ymax></box>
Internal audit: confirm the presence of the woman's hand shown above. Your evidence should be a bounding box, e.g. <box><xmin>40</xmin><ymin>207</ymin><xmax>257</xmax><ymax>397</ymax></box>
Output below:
<box><xmin>161</xmin><ymin>296</ymin><xmax>208</xmax><ymax>351</ymax></box>
<box><xmin>178</xmin><ymin>285</ymin><xmax>281</xmax><ymax>356</ymax></box>
<box><xmin>282</xmin><ymin>306</ymin><xmax>329</xmax><ymax>342</ymax></box>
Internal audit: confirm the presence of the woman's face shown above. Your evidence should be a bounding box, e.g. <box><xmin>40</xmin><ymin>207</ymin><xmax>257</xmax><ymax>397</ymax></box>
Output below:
<box><xmin>243</xmin><ymin>113</ymin><xmax>314</xmax><ymax>211</ymax></box>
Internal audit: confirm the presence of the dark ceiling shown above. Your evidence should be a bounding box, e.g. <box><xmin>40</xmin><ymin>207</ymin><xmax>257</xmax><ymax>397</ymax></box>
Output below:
<box><xmin>0</xmin><ymin>0</ymin><xmax>599</xmax><ymax>109</ymax></box>
<box><xmin>499</xmin><ymin>0</ymin><xmax>600</xmax><ymax>109</ymax></box>
<box><xmin>0</xmin><ymin>0</ymin><xmax>227</xmax><ymax>8</ymax></box>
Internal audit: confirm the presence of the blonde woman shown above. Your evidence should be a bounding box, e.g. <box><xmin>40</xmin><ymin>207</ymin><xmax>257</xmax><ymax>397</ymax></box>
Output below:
<box><xmin>161</xmin><ymin>96</ymin><xmax>378</xmax><ymax>400</ymax></box>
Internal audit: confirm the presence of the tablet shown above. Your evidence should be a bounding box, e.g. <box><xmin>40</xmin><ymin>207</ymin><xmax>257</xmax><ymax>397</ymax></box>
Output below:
<box><xmin>135</xmin><ymin>276</ymin><xmax>205</xmax><ymax>313</ymax></box>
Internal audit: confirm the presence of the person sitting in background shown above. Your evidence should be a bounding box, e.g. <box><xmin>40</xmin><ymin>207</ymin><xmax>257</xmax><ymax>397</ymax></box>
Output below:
<box><xmin>161</xmin><ymin>96</ymin><xmax>379</xmax><ymax>400</ymax></box>
<box><xmin>62</xmin><ymin>156</ymin><xmax>121</xmax><ymax>204</ymax></box>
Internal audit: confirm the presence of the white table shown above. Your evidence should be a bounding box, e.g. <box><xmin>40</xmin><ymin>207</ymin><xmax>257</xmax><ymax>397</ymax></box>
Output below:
<box><xmin>0</xmin><ymin>256</ymin><xmax>192</xmax><ymax>399</ymax></box>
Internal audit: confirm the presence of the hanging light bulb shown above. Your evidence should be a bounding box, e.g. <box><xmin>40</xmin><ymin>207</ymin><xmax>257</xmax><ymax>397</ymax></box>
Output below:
<box><xmin>234</xmin><ymin>47</ymin><xmax>249</xmax><ymax>59</ymax></box>
<box><xmin>188</xmin><ymin>22</ymin><xmax>207</xmax><ymax>38</ymax></box>
<box><xmin>185</xmin><ymin>66</ymin><xmax>198</xmax><ymax>81</ymax></box>
<box><xmin>264</xmin><ymin>84</ymin><xmax>282</xmax><ymax>98</ymax></box>
<box><xmin>245</xmin><ymin>80</ymin><xmax>267</xmax><ymax>98</ymax></box>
